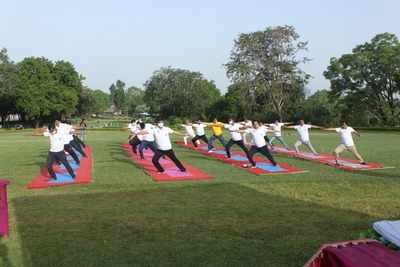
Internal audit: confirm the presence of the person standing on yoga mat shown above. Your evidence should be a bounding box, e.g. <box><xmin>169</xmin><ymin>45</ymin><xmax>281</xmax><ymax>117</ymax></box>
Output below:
<box><xmin>61</xmin><ymin>121</ymin><xmax>87</xmax><ymax>158</ymax></box>
<box><xmin>206</xmin><ymin>118</ymin><xmax>226</xmax><ymax>153</ymax></box>
<box><xmin>224</xmin><ymin>119</ymin><xmax>253</xmax><ymax>162</ymax></box>
<box><xmin>324</xmin><ymin>121</ymin><xmax>367</xmax><ymax>165</ymax></box>
<box><xmin>42</xmin><ymin>122</ymin><xmax>75</xmax><ymax>181</ymax></box>
<box><xmin>287</xmin><ymin>119</ymin><xmax>321</xmax><ymax>155</ymax></box>
<box><xmin>55</xmin><ymin>120</ymin><xmax>80</xmax><ymax>165</ymax></box>
<box><xmin>241</xmin><ymin>119</ymin><xmax>253</xmax><ymax>145</ymax></box>
<box><xmin>191</xmin><ymin>121</ymin><xmax>208</xmax><ymax>147</ymax></box>
<box><xmin>127</xmin><ymin>120</ymin><xmax>141</xmax><ymax>154</ymax></box>
<box><xmin>241</xmin><ymin>121</ymin><xmax>278</xmax><ymax>168</ymax></box>
<box><xmin>181</xmin><ymin>120</ymin><xmax>199</xmax><ymax>146</ymax></box>
<box><xmin>138</xmin><ymin>122</ymin><xmax>157</xmax><ymax>160</ymax></box>
<box><xmin>266</xmin><ymin>120</ymin><xmax>291</xmax><ymax>150</ymax></box>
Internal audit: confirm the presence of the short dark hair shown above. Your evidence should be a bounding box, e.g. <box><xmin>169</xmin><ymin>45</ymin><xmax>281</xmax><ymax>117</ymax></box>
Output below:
<box><xmin>139</xmin><ymin>122</ymin><xmax>145</xmax><ymax>129</ymax></box>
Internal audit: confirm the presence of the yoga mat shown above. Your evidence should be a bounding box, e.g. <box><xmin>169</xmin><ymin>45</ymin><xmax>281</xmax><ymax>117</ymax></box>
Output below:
<box><xmin>272</xmin><ymin>146</ymin><xmax>392</xmax><ymax>171</ymax></box>
<box><xmin>121</xmin><ymin>144</ymin><xmax>212</xmax><ymax>182</ymax></box>
<box><xmin>27</xmin><ymin>146</ymin><xmax>92</xmax><ymax>189</ymax></box>
<box><xmin>176</xmin><ymin>142</ymin><xmax>307</xmax><ymax>175</ymax></box>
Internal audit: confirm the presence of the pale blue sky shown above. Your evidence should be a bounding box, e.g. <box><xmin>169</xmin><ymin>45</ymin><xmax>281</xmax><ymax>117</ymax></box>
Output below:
<box><xmin>2</xmin><ymin>0</ymin><xmax>399</xmax><ymax>94</ymax></box>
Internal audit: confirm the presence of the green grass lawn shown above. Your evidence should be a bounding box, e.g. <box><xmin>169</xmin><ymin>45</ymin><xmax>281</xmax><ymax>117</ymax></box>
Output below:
<box><xmin>0</xmin><ymin>129</ymin><xmax>399</xmax><ymax>267</ymax></box>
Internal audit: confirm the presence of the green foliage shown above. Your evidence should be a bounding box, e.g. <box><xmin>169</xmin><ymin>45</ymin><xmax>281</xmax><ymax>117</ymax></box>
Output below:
<box><xmin>300</xmin><ymin>90</ymin><xmax>339</xmax><ymax>126</ymax></box>
<box><xmin>144</xmin><ymin>67</ymin><xmax>220</xmax><ymax>120</ymax></box>
<box><xmin>109</xmin><ymin>80</ymin><xmax>127</xmax><ymax>114</ymax></box>
<box><xmin>126</xmin><ymin>86</ymin><xmax>146</xmax><ymax>116</ymax></box>
<box><xmin>225</xmin><ymin>25</ymin><xmax>309</xmax><ymax>121</ymax></box>
<box><xmin>0</xmin><ymin>48</ymin><xmax>17</xmax><ymax>125</ymax></box>
<box><xmin>76</xmin><ymin>87</ymin><xmax>110</xmax><ymax>116</ymax></box>
<box><xmin>324</xmin><ymin>33</ymin><xmax>400</xmax><ymax>126</ymax></box>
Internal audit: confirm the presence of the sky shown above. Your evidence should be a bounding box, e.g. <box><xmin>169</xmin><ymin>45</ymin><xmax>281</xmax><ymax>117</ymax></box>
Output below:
<box><xmin>2</xmin><ymin>0</ymin><xmax>399</xmax><ymax>94</ymax></box>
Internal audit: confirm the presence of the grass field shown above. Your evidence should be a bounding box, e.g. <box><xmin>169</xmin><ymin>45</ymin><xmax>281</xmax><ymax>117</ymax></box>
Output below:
<box><xmin>0</xmin><ymin>129</ymin><xmax>399</xmax><ymax>267</ymax></box>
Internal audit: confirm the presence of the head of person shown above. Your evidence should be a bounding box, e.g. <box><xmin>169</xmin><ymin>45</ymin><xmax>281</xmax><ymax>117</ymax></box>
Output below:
<box><xmin>54</xmin><ymin>120</ymin><xmax>61</xmax><ymax>128</ymax></box>
<box><xmin>275</xmin><ymin>120</ymin><xmax>280</xmax><ymax>125</ymax></box>
<box><xmin>139</xmin><ymin>122</ymin><xmax>145</xmax><ymax>130</ymax></box>
<box><xmin>341</xmin><ymin>121</ymin><xmax>348</xmax><ymax>129</ymax></box>
<box><xmin>185</xmin><ymin>119</ymin><xmax>191</xmax><ymax>125</ymax></box>
<box><xmin>213</xmin><ymin>118</ymin><xmax>218</xmax><ymax>123</ymax></box>
<box><xmin>157</xmin><ymin>121</ymin><xmax>164</xmax><ymax>128</ymax></box>
<box><xmin>252</xmin><ymin>121</ymin><xmax>260</xmax><ymax>129</ymax></box>
<box><xmin>130</xmin><ymin>119</ymin><xmax>135</xmax><ymax>123</ymax></box>
<box><xmin>80</xmin><ymin>118</ymin><xmax>85</xmax><ymax>123</ymax></box>
<box><xmin>48</xmin><ymin>121</ymin><xmax>57</xmax><ymax>133</ymax></box>
<box><xmin>228</xmin><ymin>118</ymin><xmax>234</xmax><ymax>125</ymax></box>
<box><xmin>299</xmin><ymin>119</ymin><xmax>305</xmax><ymax>126</ymax></box>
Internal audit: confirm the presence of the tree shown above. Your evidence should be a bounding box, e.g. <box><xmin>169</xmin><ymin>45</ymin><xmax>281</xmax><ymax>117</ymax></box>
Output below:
<box><xmin>300</xmin><ymin>90</ymin><xmax>339</xmax><ymax>126</ymax></box>
<box><xmin>76</xmin><ymin>87</ymin><xmax>110</xmax><ymax>116</ymax></box>
<box><xmin>15</xmin><ymin>57</ymin><xmax>82</xmax><ymax>127</ymax></box>
<box><xmin>126</xmin><ymin>86</ymin><xmax>145</xmax><ymax>116</ymax></box>
<box><xmin>109</xmin><ymin>80</ymin><xmax>127</xmax><ymax>114</ymax></box>
<box><xmin>324</xmin><ymin>33</ymin><xmax>400</xmax><ymax>126</ymax></box>
<box><xmin>0</xmin><ymin>48</ymin><xmax>17</xmax><ymax>126</ymax></box>
<box><xmin>91</xmin><ymin>90</ymin><xmax>110</xmax><ymax>114</ymax></box>
<box><xmin>225</xmin><ymin>25</ymin><xmax>310</xmax><ymax>121</ymax></box>
<box><xmin>144</xmin><ymin>67</ymin><xmax>220</xmax><ymax>119</ymax></box>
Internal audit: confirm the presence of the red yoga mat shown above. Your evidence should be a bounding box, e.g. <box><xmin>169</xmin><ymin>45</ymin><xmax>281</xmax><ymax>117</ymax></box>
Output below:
<box><xmin>121</xmin><ymin>144</ymin><xmax>212</xmax><ymax>182</ymax></box>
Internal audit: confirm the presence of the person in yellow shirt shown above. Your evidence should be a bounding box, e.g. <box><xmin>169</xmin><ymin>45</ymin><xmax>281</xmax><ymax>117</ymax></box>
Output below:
<box><xmin>207</xmin><ymin>118</ymin><xmax>227</xmax><ymax>153</ymax></box>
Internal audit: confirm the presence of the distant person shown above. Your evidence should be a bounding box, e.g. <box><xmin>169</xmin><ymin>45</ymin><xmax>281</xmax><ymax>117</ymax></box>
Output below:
<box><xmin>128</xmin><ymin>120</ymin><xmax>141</xmax><ymax>154</ymax></box>
<box><xmin>191</xmin><ymin>121</ymin><xmax>208</xmax><ymax>147</ymax></box>
<box><xmin>79</xmin><ymin>118</ymin><xmax>87</xmax><ymax>142</ymax></box>
<box><xmin>206</xmin><ymin>118</ymin><xmax>226</xmax><ymax>153</ymax></box>
<box><xmin>266</xmin><ymin>120</ymin><xmax>291</xmax><ymax>149</ymax></box>
<box><xmin>224</xmin><ymin>119</ymin><xmax>253</xmax><ymax>162</ymax></box>
<box><xmin>181</xmin><ymin>120</ymin><xmax>199</xmax><ymax>146</ymax></box>
<box><xmin>138</xmin><ymin>122</ymin><xmax>157</xmax><ymax>160</ymax></box>
<box><xmin>324</xmin><ymin>121</ymin><xmax>367</xmax><ymax>165</ymax></box>
<box><xmin>43</xmin><ymin>122</ymin><xmax>75</xmax><ymax>181</ymax></box>
<box><xmin>287</xmin><ymin>120</ymin><xmax>321</xmax><ymax>155</ymax></box>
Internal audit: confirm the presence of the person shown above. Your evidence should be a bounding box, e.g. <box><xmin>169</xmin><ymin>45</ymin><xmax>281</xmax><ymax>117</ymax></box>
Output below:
<box><xmin>181</xmin><ymin>120</ymin><xmax>199</xmax><ymax>146</ymax></box>
<box><xmin>191</xmin><ymin>121</ymin><xmax>208</xmax><ymax>147</ymax></box>
<box><xmin>242</xmin><ymin>121</ymin><xmax>278</xmax><ymax>168</ymax></box>
<box><xmin>224</xmin><ymin>119</ymin><xmax>253</xmax><ymax>162</ymax></box>
<box><xmin>55</xmin><ymin>120</ymin><xmax>80</xmax><ymax>165</ymax></box>
<box><xmin>267</xmin><ymin>120</ymin><xmax>290</xmax><ymax>149</ymax></box>
<box><xmin>139</xmin><ymin>121</ymin><xmax>186</xmax><ymax>173</ymax></box>
<box><xmin>287</xmin><ymin>120</ymin><xmax>321</xmax><ymax>155</ymax></box>
<box><xmin>206</xmin><ymin>118</ymin><xmax>226</xmax><ymax>153</ymax></box>
<box><xmin>78</xmin><ymin>118</ymin><xmax>87</xmax><ymax>142</ymax></box>
<box><xmin>62</xmin><ymin>120</ymin><xmax>87</xmax><ymax>157</ymax></box>
<box><xmin>128</xmin><ymin>120</ymin><xmax>141</xmax><ymax>154</ymax></box>
<box><xmin>242</xmin><ymin>119</ymin><xmax>253</xmax><ymax>145</ymax></box>
<box><xmin>324</xmin><ymin>121</ymin><xmax>366</xmax><ymax>165</ymax></box>
<box><xmin>138</xmin><ymin>122</ymin><xmax>157</xmax><ymax>160</ymax></box>
<box><xmin>43</xmin><ymin>122</ymin><xmax>75</xmax><ymax>181</ymax></box>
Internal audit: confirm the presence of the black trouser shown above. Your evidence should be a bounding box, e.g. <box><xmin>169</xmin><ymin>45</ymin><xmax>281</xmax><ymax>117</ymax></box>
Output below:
<box><xmin>248</xmin><ymin>145</ymin><xmax>277</xmax><ymax>166</ymax></box>
<box><xmin>73</xmin><ymin>135</ymin><xmax>86</xmax><ymax>148</ymax></box>
<box><xmin>139</xmin><ymin>141</ymin><xmax>157</xmax><ymax>160</ymax></box>
<box><xmin>192</xmin><ymin>135</ymin><xmax>208</xmax><ymax>147</ymax></box>
<box><xmin>70</xmin><ymin>140</ymin><xmax>86</xmax><ymax>157</ymax></box>
<box><xmin>264</xmin><ymin>135</ymin><xmax>271</xmax><ymax>144</ymax></box>
<box><xmin>64</xmin><ymin>144</ymin><xmax>80</xmax><ymax>164</ymax></box>
<box><xmin>47</xmin><ymin>151</ymin><xmax>75</xmax><ymax>179</ymax></box>
<box><xmin>152</xmin><ymin>149</ymin><xmax>186</xmax><ymax>172</ymax></box>
<box><xmin>129</xmin><ymin>136</ymin><xmax>141</xmax><ymax>154</ymax></box>
<box><xmin>225</xmin><ymin>139</ymin><xmax>254</xmax><ymax>163</ymax></box>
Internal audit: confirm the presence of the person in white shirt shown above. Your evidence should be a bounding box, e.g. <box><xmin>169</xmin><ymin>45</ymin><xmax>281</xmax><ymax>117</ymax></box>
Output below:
<box><xmin>64</xmin><ymin>120</ymin><xmax>87</xmax><ymax>157</ymax></box>
<box><xmin>138</xmin><ymin>122</ymin><xmax>157</xmax><ymax>160</ymax></box>
<box><xmin>242</xmin><ymin>119</ymin><xmax>253</xmax><ymax>145</ymax></box>
<box><xmin>181</xmin><ymin>120</ymin><xmax>199</xmax><ymax>146</ymax></box>
<box><xmin>149</xmin><ymin>121</ymin><xmax>186</xmax><ymax>173</ymax></box>
<box><xmin>224</xmin><ymin>119</ymin><xmax>253</xmax><ymax>162</ymax></box>
<box><xmin>287</xmin><ymin>120</ymin><xmax>320</xmax><ymax>155</ymax></box>
<box><xmin>241</xmin><ymin>121</ymin><xmax>278</xmax><ymax>168</ymax></box>
<box><xmin>128</xmin><ymin>120</ymin><xmax>141</xmax><ymax>154</ymax></box>
<box><xmin>42</xmin><ymin>122</ymin><xmax>75</xmax><ymax>181</ymax></box>
<box><xmin>191</xmin><ymin>121</ymin><xmax>209</xmax><ymax>147</ymax></box>
<box><xmin>55</xmin><ymin>120</ymin><xmax>80</xmax><ymax>165</ymax></box>
<box><xmin>267</xmin><ymin>120</ymin><xmax>290</xmax><ymax>149</ymax></box>
<box><xmin>324</xmin><ymin>121</ymin><xmax>366</xmax><ymax>165</ymax></box>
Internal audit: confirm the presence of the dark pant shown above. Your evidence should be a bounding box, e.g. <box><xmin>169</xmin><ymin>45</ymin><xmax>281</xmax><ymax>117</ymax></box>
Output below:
<box><xmin>152</xmin><ymin>149</ymin><xmax>186</xmax><ymax>172</ymax></box>
<box><xmin>64</xmin><ymin>144</ymin><xmax>80</xmax><ymax>164</ymax></box>
<box><xmin>47</xmin><ymin>151</ymin><xmax>75</xmax><ymax>179</ymax></box>
<box><xmin>225</xmin><ymin>139</ymin><xmax>254</xmax><ymax>164</ymax></box>
<box><xmin>264</xmin><ymin>135</ymin><xmax>271</xmax><ymax>144</ymax></box>
<box><xmin>248</xmin><ymin>145</ymin><xmax>277</xmax><ymax>166</ymax></box>
<box><xmin>129</xmin><ymin>136</ymin><xmax>141</xmax><ymax>154</ymax></box>
<box><xmin>208</xmin><ymin>134</ymin><xmax>226</xmax><ymax>150</ymax></box>
<box><xmin>74</xmin><ymin>135</ymin><xmax>86</xmax><ymax>148</ymax></box>
<box><xmin>70</xmin><ymin>140</ymin><xmax>86</xmax><ymax>157</ymax></box>
<box><xmin>139</xmin><ymin>140</ymin><xmax>157</xmax><ymax>159</ymax></box>
<box><xmin>192</xmin><ymin>135</ymin><xmax>208</xmax><ymax>147</ymax></box>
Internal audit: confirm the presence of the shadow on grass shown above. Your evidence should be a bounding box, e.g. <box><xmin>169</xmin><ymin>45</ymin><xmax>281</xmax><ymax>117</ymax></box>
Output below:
<box><xmin>13</xmin><ymin>183</ymin><xmax>377</xmax><ymax>267</ymax></box>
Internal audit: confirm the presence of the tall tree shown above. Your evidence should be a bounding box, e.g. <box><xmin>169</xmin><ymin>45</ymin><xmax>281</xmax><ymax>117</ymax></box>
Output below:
<box><xmin>144</xmin><ymin>67</ymin><xmax>220</xmax><ymax>119</ymax></box>
<box><xmin>109</xmin><ymin>80</ymin><xmax>126</xmax><ymax>114</ymax></box>
<box><xmin>76</xmin><ymin>87</ymin><xmax>110</xmax><ymax>116</ymax></box>
<box><xmin>324</xmin><ymin>33</ymin><xmax>400</xmax><ymax>126</ymax></box>
<box><xmin>225</xmin><ymin>25</ymin><xmax>310</xmax><ymax>121</ymax></box>
<box><xmin>125</xmin><ymin>86</ymin><xmax>145</xmax><ymax>116</ymax></box>
<box><xmin>0</xmin><ymin>48</ymin><xmax>17</xmax><ymax>126</ymax></box>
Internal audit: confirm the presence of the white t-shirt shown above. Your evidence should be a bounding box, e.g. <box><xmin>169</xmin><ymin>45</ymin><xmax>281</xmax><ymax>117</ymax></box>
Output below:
<box><xmin>58</xmin><ymin>123</ymin><xmax>74</xmax><ymax>144</ymax></box>
<box><xmin>336</xmin><ymin>127</ymin><xmax>355</xmax><ymax>147</ymax></box>
<box><xmin>44</xmin><ymin>131</ymin><xmax>65</xmax><ymax>152</ymax></box>
<box><xmin>128</xmin><ymin>123</ymin><xmax>136</xmax><ymax>134</ymax></box>
<box><xmin>247</xmin><ymin>126</ymin><xmax>268</xmax><ymax>148</ymax></box>
<box><xmin>271</xmin><ymin>123</ymin><xmax>284</xmax><ymax>137</ymax></box>
<box><xmin>182</xmin><ymin>125</ymin><xmax>195</xmax><ymax>137</ymax></box>
<box><xmin>226</xmin><ymin>123</ymin><xmax>242</xmax><ymax>141</ymax></box>
<box><xmin>192</xmin><ymin>123</ymin><xmax>206</xmax><ymax>136</ymax></box>
<box><xmin>294</xmin><ymin>124</ymin><xmax>312</xmax><ymax>142</ymax></box>
<box><xmin>142</xmin><ymin>124</ymin><xmax>155</xmax><ymax>142</ymax></box>
<box><xmin>154</xmin><ymin>127</ymin><xmax>174</xmax><ymax>150</ymax></box>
